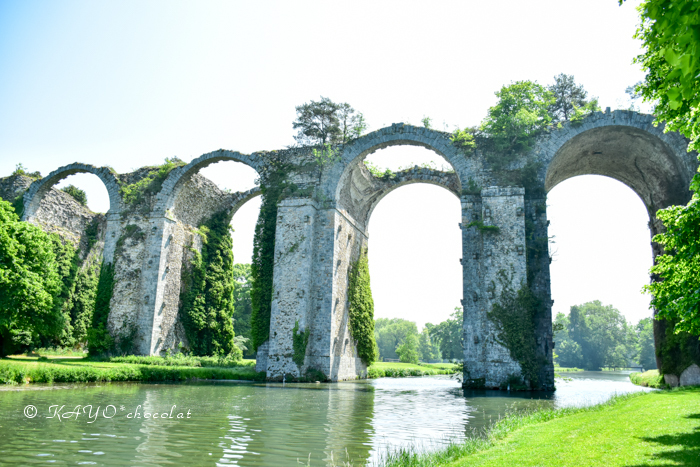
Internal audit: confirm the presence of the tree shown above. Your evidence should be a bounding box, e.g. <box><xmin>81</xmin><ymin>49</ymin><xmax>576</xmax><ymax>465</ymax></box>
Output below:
<box><xmin>644</xmin><ymin>196</ymin><xmax>700</xmax><ymax>336</ymax></box>
<box><xmin>232</xmin><ymin>263</ymin><xmax>253</xmax><ymax>357</ymax></box>
<box><xmin>418</xmin><ymin>328</ymin><xmax>440</xmax><ymax>362</ymax></box>
<box><xmin>547</xmin><ymin>74</ymin><xmax>601</xmax><ymax>123</ymax></box>
<box><xmin>623</xmin><ymin>0</ymin><xmax>700</xmax><ymax>152</ymax></box>
<box><xmin>557</xmin><ymin>301</ymin><xmax>632</xmax><ymax>370</ymax></box>
<box><xmin>428</xmin><ymin>307</ymin><xmax>463</xmax><ymax>361</ymax></box>
<box><xmin>553</xmin><ymin>312</ymin><xmax>584</xmax><ymax>368</ymax></box>
<box><xmin>374</xmin><ymin>318</ymin><xmax>418</xmax><ymax>360</ymax></box>
<box><xmin>396</xmin><ymin>333</ymin><xmax>419</xmax><ymax>364</ymax></box>
<box><xmin>0</xmin><ymin>200</ymin><xmax>65</xmax><ymax>356</ymax></box>
<box><xmin>479</xmin><ymin>81</ymin><xmax>554</xmax><ymax>166</ymax></box>
<box><xmin>293</xmin><ymin>97</ymin><xmax>366</xmax><ymax>146</ymax></box>
<box><xmin>636</xmin><ymin>317</ymin><xmax>657</xmax><ymax>370</ymax></box>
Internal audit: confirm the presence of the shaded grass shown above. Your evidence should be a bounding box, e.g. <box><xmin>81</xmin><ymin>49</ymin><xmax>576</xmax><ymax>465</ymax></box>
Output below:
<box><xmin>0</xmin><ymin>357</ymin><xmax>264</xmax><ymax>385</ymax></box>
<box><xmin>630</xmin><ymin>369</ymin><xmax>668</xmax><ymax>389</ymax></box>
<box><xmin>378</xmin><ymin>387</ymin><xmax>700</xmax><ymax>467</ymax></box>
<box><xmin>368</xmin><ymin>362</ymin><xmax>458</xmax><ymax>378</ymax></box>
<box><xmin>103</xmin><ymin>355</ymin><xmax>256</xmax><ymax>368</ymax></box>
<box><xmin>26</xmin><ymin>347</ymin><xmax>87</xmax><ymax>357</ymax></box>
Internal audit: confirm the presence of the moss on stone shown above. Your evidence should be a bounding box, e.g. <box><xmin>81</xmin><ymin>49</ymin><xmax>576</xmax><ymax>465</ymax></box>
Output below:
<box><xmin>292</xmin><ymin>320</ymin><xmax>310</xmax><ymax>368</ymax></box>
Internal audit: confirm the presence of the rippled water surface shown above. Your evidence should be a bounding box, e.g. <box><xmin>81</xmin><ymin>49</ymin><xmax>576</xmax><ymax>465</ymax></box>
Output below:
<box><xmin>0</xmin><ymin>372</ymin><xmax>652</xmax><ymax>465</ymax></box>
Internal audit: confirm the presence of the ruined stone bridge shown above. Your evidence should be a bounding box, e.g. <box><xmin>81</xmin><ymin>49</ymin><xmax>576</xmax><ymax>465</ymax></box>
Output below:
<box><xmin>17</xmin><ymin>110</ymin><xmax>699</xmax><ymax>389</ymax></box>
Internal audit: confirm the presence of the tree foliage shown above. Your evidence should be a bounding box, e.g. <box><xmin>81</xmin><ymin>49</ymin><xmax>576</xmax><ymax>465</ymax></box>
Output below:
<box><xmin>547</xmin><ymin>73</ymin><xmax>600</xmax><ymax>123</ymax></box>
<box><xmin>180</xmin><ymin>211</ymin><xmax>240</xmax><ymax>357</ymax></box>
<box><xmin>418</xmin><ymin>328</ymin><xmax>440</xmax><ymax>362</ymax></box>
<box><xmin>0</xmin><ymin>200</ymin><xmax>65</xmax><ymax>356</ymax></box>
<box><xmin>395</xmin><ymin>333</ymin><xmax>419</xmax><ymax>364</ymax></box>
<box><xmin>232</xmin><ymin>263</ymin><xmax>253</xmax><ymax>357</ymax></box>
<box><xmin>427</xmin><ymin>307</ymin><xmax>463</xmax><ymax>361</ymax></box>
<box><xmin>374</xmin><ymin>318</ymin><xmax>418</xmax><ymax>361</ymax></box>
<box><xmin>636</xmin><ymin>318</ymin><xmax>657</xmax><ymax>370</ymax></box>
<box><xmin>553</xmin><ymin>301</ymin><xmax>638</xmax><ymax>370</ymax></box>
<box><xmin>624</xmin><ymin>0</ymin><xmax>700</xmax><ymax>152</ymax></box>
<box><xmin>292</xmin><ymin>97</ymin><xmax>366</xmax><ymax>146</ymax></box>
<box><xmin>644</xmin><ymin>195</ymin><xmax>700</xmax><ymax>336</ymax></box>
<box><xmin>60</xmin><ymin>185</ymin><xmax>88</xmax><ymax>207</ymax></box>
<box><xmin>479</xmin><ymin>80</ymin><xmax>554</xmax><ymax>167</ymax></box>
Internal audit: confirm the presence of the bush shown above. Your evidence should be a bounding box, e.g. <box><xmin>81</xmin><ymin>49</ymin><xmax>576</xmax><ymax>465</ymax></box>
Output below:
<box><xmin>60</xmin><ymin>185</ymin><xmax>88</xmax><ymax>206</ymax></box>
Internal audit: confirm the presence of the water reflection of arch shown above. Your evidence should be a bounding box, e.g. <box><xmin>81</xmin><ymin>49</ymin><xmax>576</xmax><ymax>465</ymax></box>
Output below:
<box><xmin>154</xmin><ymin>150</ymin><xmax>263</xmax><ymax>218</ymax></box>
<box><xmin>22</xmin><ymin>162</ymin><xmax>123</xmax><ymax>220</ymax></box>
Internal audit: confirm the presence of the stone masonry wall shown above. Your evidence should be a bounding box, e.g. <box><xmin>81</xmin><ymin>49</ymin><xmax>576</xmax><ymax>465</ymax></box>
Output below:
<box><xmin>463</xmin><ymin>187</ymin><xmax>528</xmax><ymax>387</ymax></box>
<box><xmin>8</xmin><ymin>110</ymin><xmax>697</xmax><ymax>387</ymax></box>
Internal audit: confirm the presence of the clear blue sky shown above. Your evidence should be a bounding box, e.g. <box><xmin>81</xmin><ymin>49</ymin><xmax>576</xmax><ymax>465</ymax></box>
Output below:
<box><xmin>0</xmin><ymin>0</ymin><xmax>657</xmax><ymax>327</ymax></box>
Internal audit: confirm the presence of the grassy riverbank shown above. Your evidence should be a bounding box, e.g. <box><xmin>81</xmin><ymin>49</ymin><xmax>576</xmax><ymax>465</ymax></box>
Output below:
<box><xmin>629</xmin><ymin>369</ymin><xmax>667</xmax><ymax>389</ymax></box>
<box><xmin>553</xmin><ymin>366</ymin><xmax>583</xmax><ymax>372</ymax></box>
<box><xmin>0</xmin><ymin>356</ymin><xmax>264</xmax><ymax>385</ymax></box>
<box><xmin>380</xmin><ymin>387</ymin><xmax>700</xmax><ymax>466</ymax></box>
<box><xmin>368</xmin><ymin>362</ymin><xmax>458</xmax><ymax>378</ymax></box>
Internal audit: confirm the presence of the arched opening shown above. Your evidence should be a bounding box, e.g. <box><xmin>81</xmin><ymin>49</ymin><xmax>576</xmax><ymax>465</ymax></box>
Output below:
<box><xmin>346</xmin><ymin>145</ymin><xmax>463</xmax><ymax>363</ymax></box>
<box><xmin>545</xmin><ymin>125</ymin><xmax>692</xmax><ymax>218</ymax></box>
<box><xmin>548</xmin><ymin>175</ymin><xmax>654</xmax><ymax>370</ymax></box>
<box><xmin>166</xmin><ymin>158</ymin><xmax>261</xmax><ymax>358</ymax></box>
<box><xmin>198</xmin><ymin>160</ymin><xmax>260</xmax><ymax>264</ymax></box>
<box><xmin>543</xmin><ymin>124</ymin><xmax>693</xmax><ymax>372</ymax></box>
<box><xmin>54</xmin><ymin>172</ymin><xmax>110</xmax><ymax>213</ymax></box>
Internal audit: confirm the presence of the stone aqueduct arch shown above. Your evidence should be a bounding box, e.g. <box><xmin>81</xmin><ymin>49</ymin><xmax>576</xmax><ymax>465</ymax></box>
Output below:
<box><xmin>22</xmin><ymin>162</ymin><xmax>123</xmax><ymax>262</ymax></box>
<box><xmin>20</xmin><ymin>111</ymin><xmax>698</xmax><ymax>386</ymax></box>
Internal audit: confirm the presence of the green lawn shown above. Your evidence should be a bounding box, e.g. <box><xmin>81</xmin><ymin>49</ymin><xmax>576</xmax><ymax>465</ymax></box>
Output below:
<box><xmin>382</xmin><ymin>387</ymin><xmax>700</xmax><ymax>467</ymax></box>
<box><xmin>0</xmin><ymin>356</ymin><xmax>264</xmax><ymax>385</ymax></box>
<box><xmin>368</xmin><ymin>362</ymin><xmax>458</xmax><ymax>378</ymax></box>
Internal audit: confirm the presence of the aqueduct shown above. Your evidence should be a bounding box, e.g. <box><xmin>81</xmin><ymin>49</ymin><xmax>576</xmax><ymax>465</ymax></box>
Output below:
<box><xmin>12</xmin><ymin>109</ymin><xmax>699</xmax><ymax>389</ymax></box>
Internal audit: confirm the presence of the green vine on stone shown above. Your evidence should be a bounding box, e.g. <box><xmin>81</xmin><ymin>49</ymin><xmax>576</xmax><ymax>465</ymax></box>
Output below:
<box><xmin>312</xmin><ymin>144</ymin><xmax>341</xmax><ymax>167</ymax></box>
<box><xmin>487</xmin><ymin>268</ymin><xmax>545</xmax><ymax>389</ymax></box>
<box><xmin>179</xmin><ymin>210</ymin><xmax>241</xmax><ymax>358</ymax></box>
<box><xmin>347</xmin><ymin>248</ymin><xmax>378</xmax><ymax>365</ymax></box>
<box><xmin>466</xmin><ymin>220</ymin><xmax>500</xmax><ymax>233</ymax></box>
<box><xmin>87</xmin><ymin>261</ymin><xmax>115</xmax><ymax>356</ymax></box>
<box><xmin>250</xmin><ymin>158</ymin><xmax>290</xmax><ymax>351</ymax></box>
<box><xmin>119</xmin><ymin>157</ymin><xmax>186</xmax><ymax>210</ymax></box>
<box><xmin>292</xmin><ymin>320</ymin><xmax>310</xmax><ymax>368</ymax></box>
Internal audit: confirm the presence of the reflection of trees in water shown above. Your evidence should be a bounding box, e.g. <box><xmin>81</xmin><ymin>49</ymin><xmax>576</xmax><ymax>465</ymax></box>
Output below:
<box><xmin>323</xmin><ymin>383</ymin><xmax>375</xmax><ymax>465</ymax></box>
<box><xmin>133</xmin><ymin>387</ymin><xmax>193</xmax><ymax>465</ymax></box>
<box><xmin>370</xmin><ymin>379</ymin><xmax>472</xmax><ymax>456</ymax></box>
<box><xmin>228</xmin><ymin>383</ymin><xmax>374</xmax><ymax>466</ymax></box>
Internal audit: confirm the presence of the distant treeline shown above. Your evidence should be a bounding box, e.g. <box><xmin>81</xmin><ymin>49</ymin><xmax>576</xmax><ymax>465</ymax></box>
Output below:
<box><xmin>554</xmin><ymin>301</ymin><xmax>656</xmax><ymax>371</ymax></box>
<box><xmin>374</xmin><ymin>308</ymin><xmax>463</xmax><ymax>364</ymax></box>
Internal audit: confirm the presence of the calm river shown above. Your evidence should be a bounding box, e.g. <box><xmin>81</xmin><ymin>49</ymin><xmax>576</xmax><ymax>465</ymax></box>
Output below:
<box><xmin>0</xmin><ymin>371</ymin><xmax>652</xmax><ymax>466</ymax></box>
